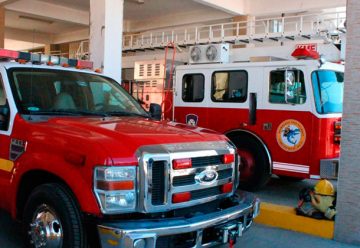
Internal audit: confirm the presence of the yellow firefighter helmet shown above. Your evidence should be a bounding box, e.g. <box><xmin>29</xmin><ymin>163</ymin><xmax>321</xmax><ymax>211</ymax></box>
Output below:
<box><xmin>314</xmin><ymin>179</ymin><xmax>335</xmax><ymax>196</ymax></box>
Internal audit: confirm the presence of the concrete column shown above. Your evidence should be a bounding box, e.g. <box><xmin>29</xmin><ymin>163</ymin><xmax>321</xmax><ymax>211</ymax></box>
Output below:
<box><xmin>0</xmin><ymin>7</ymin><xmax>4</xmax><ymax>48</ymax></box>
<box><xmin>334</xmin><ymin>0</ymin><xmax>360</xmax><ymax>245</ymax></box>
<box><xmin>232</xmin><ymin>15</ymin><xmax>254</xmax><ymax>48</ymax></box>
<box><xmin>44</xmin><ymin>44</ymin><xmax>51</xmax><ymax>55</ymax></box>
<box><xmin>89</xmin><ymin>0</ymin><xmax>123</xmax><ymax>82</ymax></box>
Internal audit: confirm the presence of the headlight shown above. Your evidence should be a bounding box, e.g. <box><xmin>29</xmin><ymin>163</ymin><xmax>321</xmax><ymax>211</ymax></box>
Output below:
<box><xmin>94</xmin><ymin>166</ymin><xmax>137</xmax><ymax>214</ymax></box>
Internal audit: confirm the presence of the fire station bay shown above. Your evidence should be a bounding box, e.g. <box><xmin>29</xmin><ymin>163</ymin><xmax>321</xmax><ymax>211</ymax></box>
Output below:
<box><xmin>0</xmin><ymin>0</ymin><xmax>359</xmax><ymax>248</ymax></box>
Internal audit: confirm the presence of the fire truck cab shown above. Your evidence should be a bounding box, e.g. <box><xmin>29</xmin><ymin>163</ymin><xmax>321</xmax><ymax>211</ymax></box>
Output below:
<box><xmin>172</xmin><ymin>43</ymin><xmax>344</xmax><ymax>190</ymax></box>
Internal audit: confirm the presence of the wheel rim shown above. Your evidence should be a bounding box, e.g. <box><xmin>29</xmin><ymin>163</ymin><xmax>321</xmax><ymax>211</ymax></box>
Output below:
<box><xmin>28</xmin><ymin>204</ymin><xmax>63</xmax><ymax>248</ymax></box>
<box><xmin>237</xmin><ymin>149</ymin><xmax>256</xmax><ymax>182</ymax></box>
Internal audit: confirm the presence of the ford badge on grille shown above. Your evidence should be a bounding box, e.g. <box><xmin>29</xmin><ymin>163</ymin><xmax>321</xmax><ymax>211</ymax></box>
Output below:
<box><xmin>195</xmin><ymin>169</ymin><xmax>218</xmax><ymax>185</ymax></box>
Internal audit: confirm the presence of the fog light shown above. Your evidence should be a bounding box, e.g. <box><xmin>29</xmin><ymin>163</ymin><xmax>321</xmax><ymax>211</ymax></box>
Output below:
<box><xmin>134</xmin><ymin>239</ymin><xmax>146</xmax><ymax>248</ymax></box>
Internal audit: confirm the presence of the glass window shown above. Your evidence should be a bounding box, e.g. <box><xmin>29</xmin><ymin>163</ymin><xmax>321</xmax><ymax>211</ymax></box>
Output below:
<box><xmin>269</xmin><ymin>69</ymin><xmax>306</xmax><ymax>104</ymax></box>
<box><xmin>7</xmin><ymin>68</ymin><xmax>148</xmax><ymax>117</ymax></box>
<box><xmin>0</xmin><ymin>77</ymin><xmax>6</xmax><ymax>106</ymax></box>
<box><xmin>182</xmin><ymin>74</ymin><xmax>204</xmax><ymax>102</ymax></box>
<box><xmin>312</xmin><ymin>70</ymin><xmax>344</xmax><ymax>114</ymax></box>
<box><xmin>211</xmin><ymin>71</ymin><xmax>248</xmax><ymax>102</ymax></box>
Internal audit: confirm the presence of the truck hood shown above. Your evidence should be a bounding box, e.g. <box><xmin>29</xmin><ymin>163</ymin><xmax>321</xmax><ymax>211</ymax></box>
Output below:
<box><xmin>28</xmin><ymin>116</ymin><xmax>225</xmax><ymax>165</ymax></box>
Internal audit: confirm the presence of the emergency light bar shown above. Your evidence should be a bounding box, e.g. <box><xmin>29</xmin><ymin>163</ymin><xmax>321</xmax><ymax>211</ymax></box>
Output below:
<box><xmin>0</xmin><ymin>48</ymin><xmax>94</xmax><ymax>70</ymax></box>
<box><xmin>291</xmin><ymin>48</ymin><xmax>320</xmax><ymax>60</ymax></box>
<box><xmin>0</xmin><ymin>49</ymin><xmax>19</xmax><ymax>59</ymax></box>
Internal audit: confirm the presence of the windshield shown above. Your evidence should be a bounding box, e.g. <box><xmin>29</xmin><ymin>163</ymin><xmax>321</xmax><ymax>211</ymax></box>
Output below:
<box><xmin>7</xmin><ymin>68</ymin><xmax>149</xmax><ymax>117</ymax></box>
<box><xmin>312</xmin><ymin>70</ymin><xmax>344</xmax><ymax>114</ymax></box>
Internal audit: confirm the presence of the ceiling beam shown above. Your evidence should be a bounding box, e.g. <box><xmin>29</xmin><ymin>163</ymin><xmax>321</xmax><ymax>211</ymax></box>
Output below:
<box><xmin>5</xmin><ymin>0</ymin><xmax>89</xmax><ymax>26</ymax></box>
<box><xmin>51</xmin><ymin>28</ymin><xmax>89</xmax><ymax>44</ymax></box>
<box><xmin>5</xmin><ymin>27</ymin><xmax>52</xmax><ymax>44</ymax></box>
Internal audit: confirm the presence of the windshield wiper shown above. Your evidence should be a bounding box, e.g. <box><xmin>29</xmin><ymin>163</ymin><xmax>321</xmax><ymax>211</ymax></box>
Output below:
<box><xmin>105</xmin><ymin>111</ymin><xmax>150</xmax><ymax>118</ymax></box>
<box><xmin>28</xmin><ymin>109</ymin><xmax>110</xmax><ymax>117</ymax></box>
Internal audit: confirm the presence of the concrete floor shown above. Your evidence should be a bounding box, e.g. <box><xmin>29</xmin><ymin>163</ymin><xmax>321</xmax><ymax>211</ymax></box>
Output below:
<box><xmin>234</xmin><ymin>223</ymin><xmax>358</xmax><ymax>248</ymax></box>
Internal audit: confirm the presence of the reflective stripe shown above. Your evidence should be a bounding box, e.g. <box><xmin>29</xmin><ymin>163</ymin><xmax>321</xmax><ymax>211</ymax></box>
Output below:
<box><xmin>0</xmin><ymin>158</ymin><xmax>14</xmax><ymax>172</ymax></box>
<box><xmin>273</xmin><ymin>162</ymin><xmax>309</xmax><ymax>174</ymax></box>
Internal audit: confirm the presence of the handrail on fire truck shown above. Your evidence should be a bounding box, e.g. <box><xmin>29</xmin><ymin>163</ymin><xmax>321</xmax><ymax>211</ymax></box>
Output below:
<box><xmin>122</xmin><ymin>11</ymin><xmax>346</xmax><ymax>52</ymax></box>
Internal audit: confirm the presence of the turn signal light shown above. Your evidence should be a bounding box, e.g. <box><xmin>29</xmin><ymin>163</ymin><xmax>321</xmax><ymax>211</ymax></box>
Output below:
<box><xmin>334</xmin><ymin>134</ymin><xmax>341</xmax><ymax>144</ymax></box>
<box><xmin>96</xmin><ymin>180</ymin><xmax>134</xmax><ymax>191</ymax></box>
<box><xmin>221</xmin><ymin>182</ymin><xmax>233</xmax><ymax>193</ymax></box>
<box><xmin>222</xmin><ymin>154</ymin><xmax>234</xmax><ymax>164</ymax></box>
<box><xmin>334</xmin><ymin>121</ymin><xmax>342</xmax><ymax>132</ymax></box>
<box><xmin>173</xmin><ymin>158</ymin><xmax>192</xmax><ymax>170</ymax></box>
<box><xmin>172</xmin><ymin>192</ymin><xmax>191</xmax><ymax>203</ymax></box>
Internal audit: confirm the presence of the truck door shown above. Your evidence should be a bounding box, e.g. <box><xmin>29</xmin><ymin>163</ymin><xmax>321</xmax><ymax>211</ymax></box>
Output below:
<box><xmin>262</xmin><ymin>66</ymin><xmax>313</xmax><ymax>178</ymax></box>
<box><xmin>173</xmin><ymin>70</ymin><xmax>209</xmax><ymax>127</ymax></box>
<box><xmin>0</xmin><ymin>74</ymin><xmax>14</xmax><ymax>210</ymax></box>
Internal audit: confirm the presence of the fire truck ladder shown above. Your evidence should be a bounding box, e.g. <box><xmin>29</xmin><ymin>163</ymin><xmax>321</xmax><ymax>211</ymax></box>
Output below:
<box><xmin>122</xmin><ymin>11</ymin><xmax>346</xmax><ymax>52</ymax></box>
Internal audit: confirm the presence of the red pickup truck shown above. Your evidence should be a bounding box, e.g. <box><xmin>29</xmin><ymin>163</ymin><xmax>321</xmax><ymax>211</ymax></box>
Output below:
<box><xmin>0</xmin><ymin>49</ymin><xmax>259</xmax><ymax>248</ymax></box>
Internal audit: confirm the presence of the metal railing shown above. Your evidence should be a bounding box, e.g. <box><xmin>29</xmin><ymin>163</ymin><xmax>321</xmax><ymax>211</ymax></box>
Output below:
<box><xmin>75</xmin><ymin>10</ymin><xmax>346</xmax><ymax>56</ymax></box>
<box><xmin>122</xmin><ymin>11</ymin><xmax>346</xmax><ymax>51</ymax></box>
<box><xmin>75</xmin><ymin>40</ymin><xmax>90</xmax><ymax>60</ymax></box>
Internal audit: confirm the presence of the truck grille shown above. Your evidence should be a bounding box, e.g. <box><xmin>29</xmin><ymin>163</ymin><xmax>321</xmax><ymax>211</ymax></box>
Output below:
<box><xmin>191</xmin><ymin>186</ymin><xmax>221</xmax><ymax>200</ymax></box>
<box><xmin>191</xmin><ymin>155</ymin><xmax>222</xmax><ymax>168</ymax></box>
<box><xmin>151</xmin><ymin>161</ymin><xmax>166</xmax><ymax>205</ymax></box>
<box><xmin>138</xmin><ymin>141</ymin><xmax>236</xmax><ymax>213</ymax></box>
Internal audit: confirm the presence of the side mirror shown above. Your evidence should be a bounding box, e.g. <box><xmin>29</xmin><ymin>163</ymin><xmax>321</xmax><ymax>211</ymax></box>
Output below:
<box><xmin>0</xmin><ymin>103</ymin><xmax>10</xmax><ymax>130</ymax></box>
<box><xmin>149</xmin><ymin>103</ymin><xmax>162</xmax><ymax>121</ymax></box>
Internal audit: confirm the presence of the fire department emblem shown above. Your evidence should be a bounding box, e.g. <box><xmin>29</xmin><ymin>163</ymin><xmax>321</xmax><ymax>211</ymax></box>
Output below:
<box><xmin>186</xmin><ymin>114</ymin><xmax>198</xmax><ymax>126</ymax></box>
<box><xmin>276</xmin><ymin>119</ymin><xmax>306</xmax><ymax>152</ymax></box>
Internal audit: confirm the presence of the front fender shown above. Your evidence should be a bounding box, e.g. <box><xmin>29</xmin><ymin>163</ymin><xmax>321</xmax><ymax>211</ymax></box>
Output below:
<box><xmin>10</xmin><ymin>151</ymin><xmax>103</xmax><ymax>219</ymax></box>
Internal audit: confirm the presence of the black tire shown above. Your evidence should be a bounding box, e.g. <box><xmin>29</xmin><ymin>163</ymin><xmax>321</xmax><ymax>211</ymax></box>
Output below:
<box><xmin>228</xmin><ymin>133</ymin><xmax>271</xmax><ymax>191</ymax></box>
<box><xmin>23</xmin><ymin>183</ymin><xmax>87</xmax><ymax>248</ymax></box>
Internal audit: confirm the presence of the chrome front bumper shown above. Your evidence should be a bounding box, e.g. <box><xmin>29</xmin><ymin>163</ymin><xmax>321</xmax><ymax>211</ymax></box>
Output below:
<box><xmin>97</xmin><ymin>192</ymin><xmax>259</xmax><ymax>248</ymax></box>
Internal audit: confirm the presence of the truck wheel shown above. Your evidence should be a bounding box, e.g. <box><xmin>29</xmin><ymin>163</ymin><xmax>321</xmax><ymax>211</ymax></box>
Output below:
<box><xmin>228</xmin><ymin>133</ymin><xmax>271</xmax><ymax>191</ymax></box>
<box><xmin>23</xmin><ymin>183</ymin><xmax>87</xmax><ymax>248</ymax></box>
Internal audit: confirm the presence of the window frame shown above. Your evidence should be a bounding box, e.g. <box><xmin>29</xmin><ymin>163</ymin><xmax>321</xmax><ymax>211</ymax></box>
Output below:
<box><xmin>311</xmin><ymin>69</ymin><xmax>344</xmax><ymax>114</ymax></box>
<box><xmin>268</xmin><ymin>69</ymin><xmax>307</xmax><ymax>105</ymax></box>
<box><xmin>210</xmin><ymin>70</ymin><xmax>248</xmax><ymax>103</ymax></box>
<box><xmin>181</xmin><ymin>73</ymin><xmax>205</xmax><ymax>103</ymax></box>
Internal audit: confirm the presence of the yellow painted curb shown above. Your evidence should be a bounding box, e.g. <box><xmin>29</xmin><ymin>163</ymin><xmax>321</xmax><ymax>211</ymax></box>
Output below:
<box><xmin>254</xmin><ymin>202</ymin><xmax>334</xmax><ymax>239</ymax></box>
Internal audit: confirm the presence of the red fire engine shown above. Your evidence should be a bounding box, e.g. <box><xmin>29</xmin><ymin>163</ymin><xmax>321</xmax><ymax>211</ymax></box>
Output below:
<box><xmin>132</xmin><ymin>43</ymin><xmax>344</xmax><ymax>190</ymax></box>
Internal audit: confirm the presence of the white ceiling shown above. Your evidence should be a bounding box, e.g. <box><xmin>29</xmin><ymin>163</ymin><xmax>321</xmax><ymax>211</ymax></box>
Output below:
<box><xmin>35</xmin><ymin>0</ymin><xmax>225</xmax><ymax>20</ymax></box>
<box><xmin>123</xmin><ymin>0</ymin><xmax>223</xmax><ymax>21</ymax></box>
<box><xmin>4</xmin><ymin>0</ymin><xmax>232</xmax><ymax>35</ymax></box>
<box><xmin>38</xmin><ymin>0</ymin><xmax>89</xmax><ymax>11</ymax></box>
<box><xmin>6</xmin><ymin>10</ymin><xmax>85</xmax><ymax>34</ymax></box>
